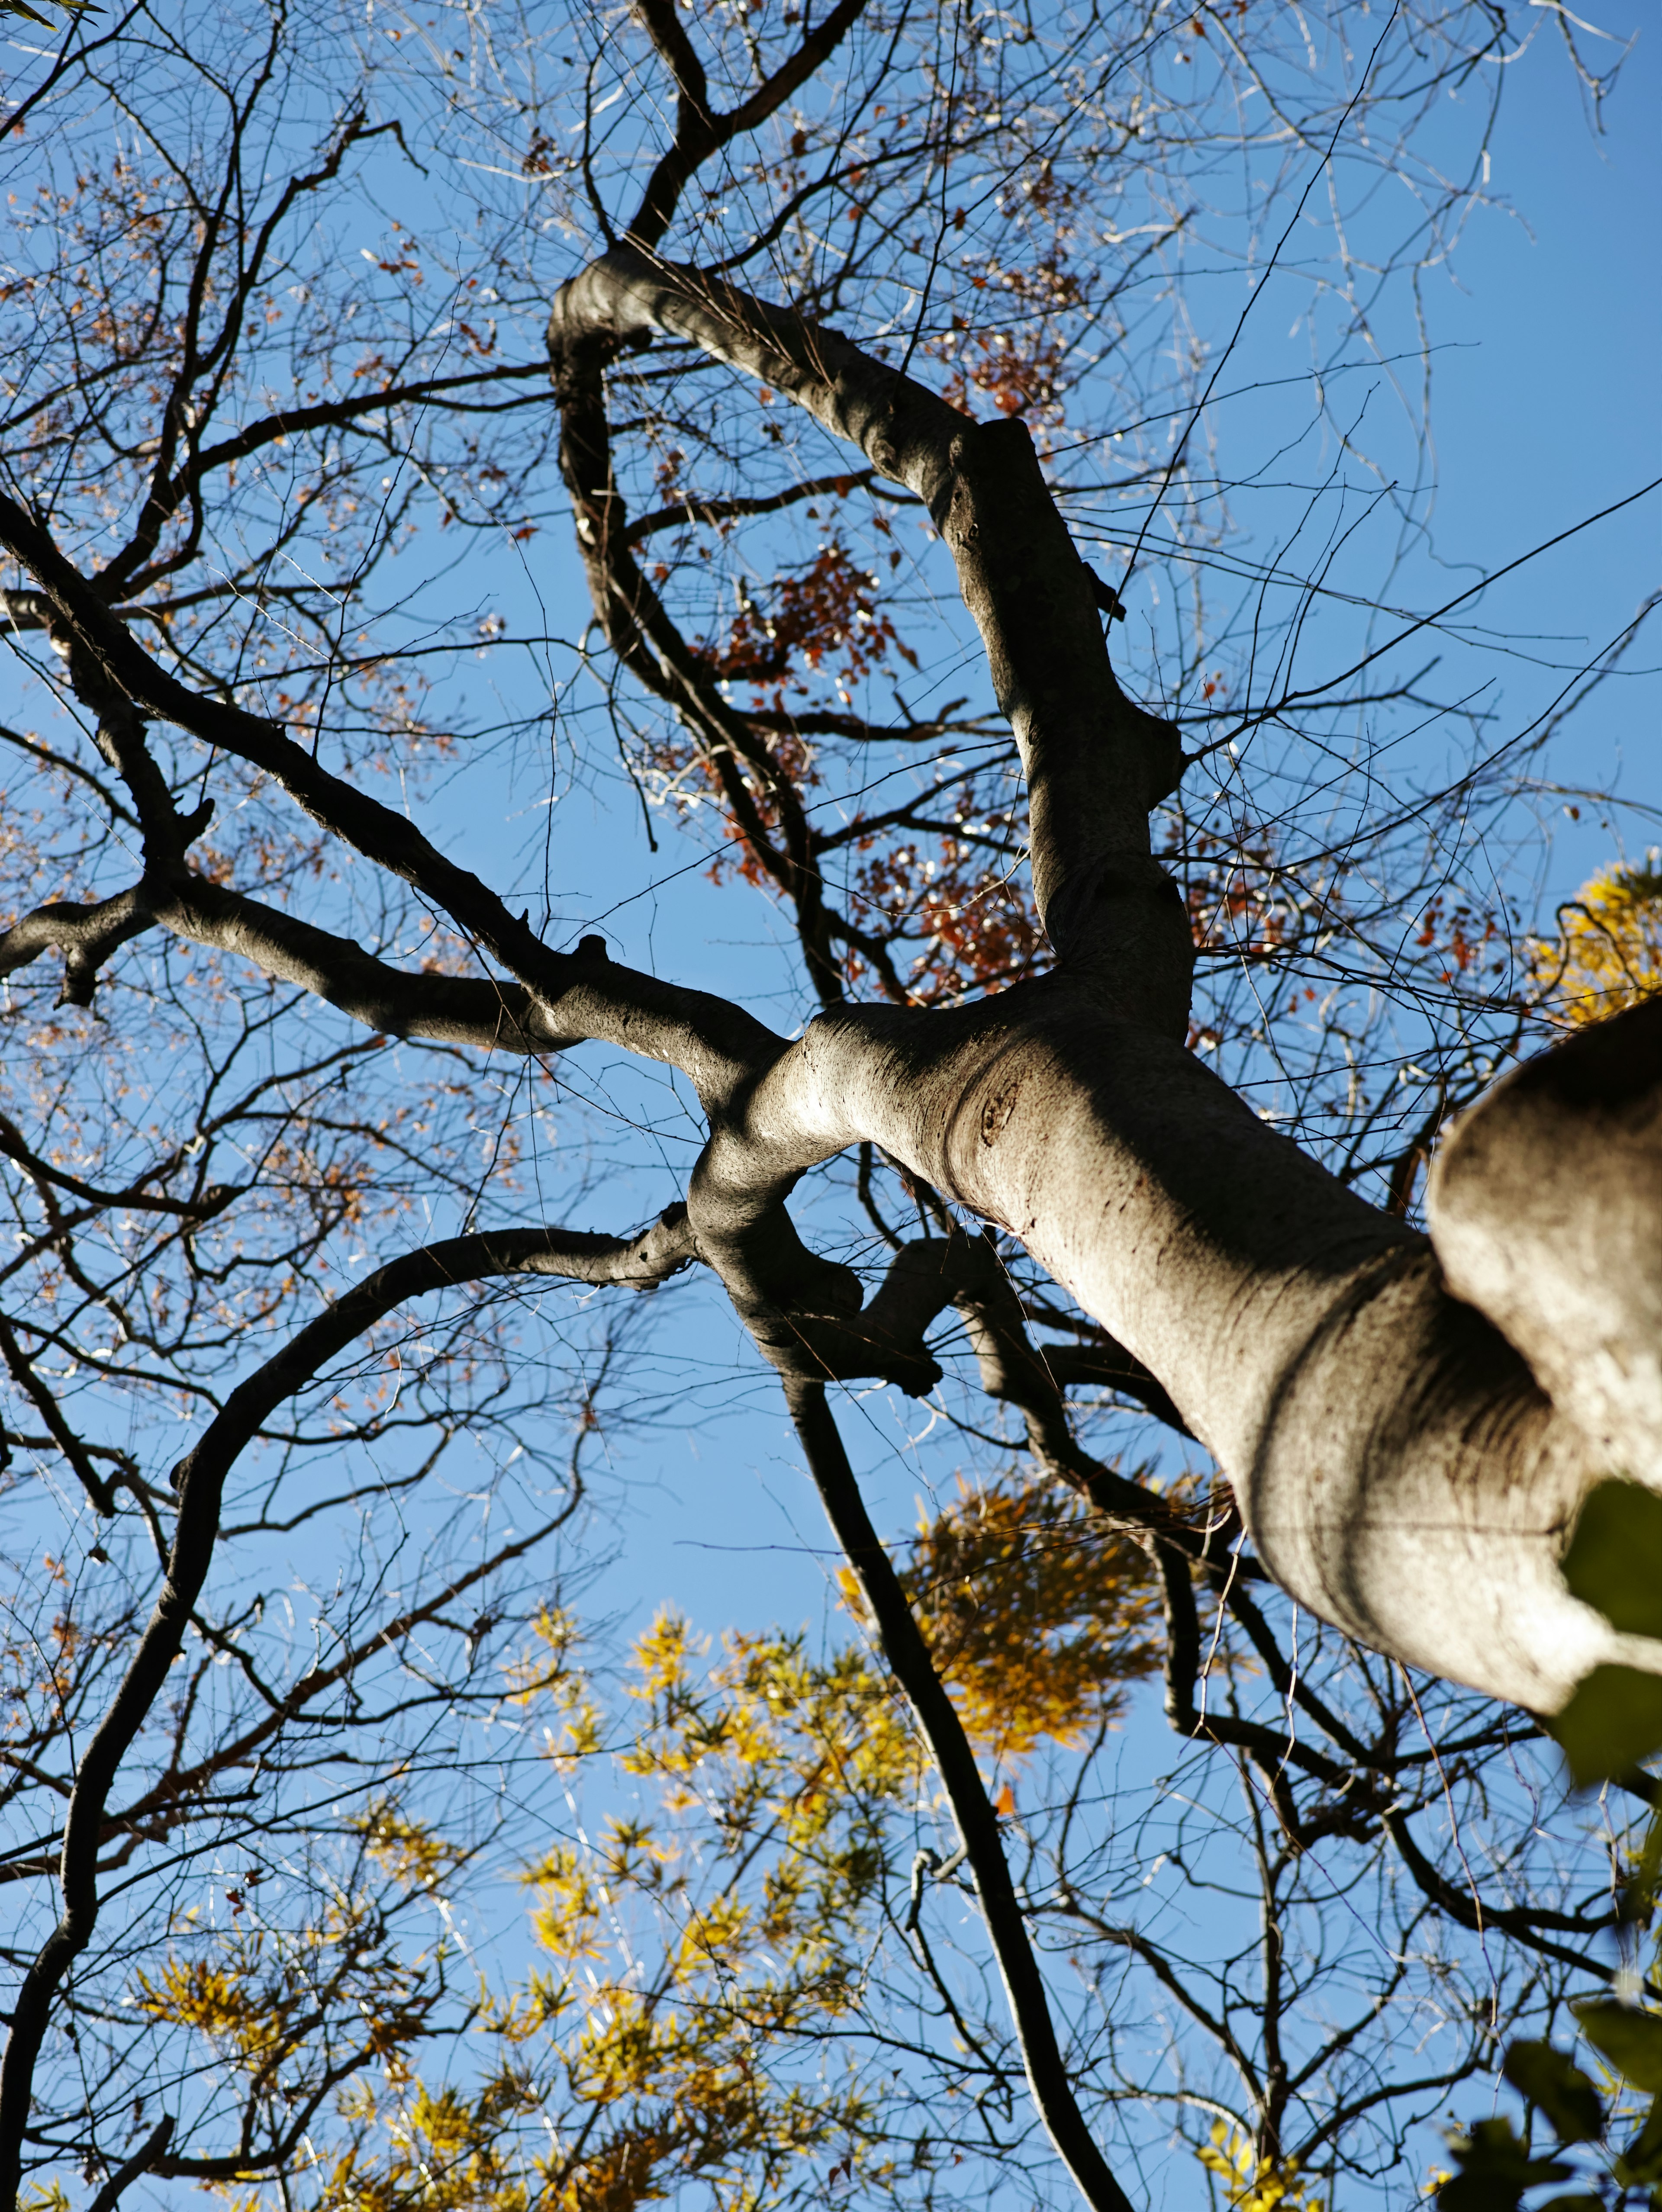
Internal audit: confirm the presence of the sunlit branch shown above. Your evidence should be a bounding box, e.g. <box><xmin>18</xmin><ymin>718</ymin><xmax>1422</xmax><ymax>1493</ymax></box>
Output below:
<box><xmin>548</xmin><ymin>244</ymin><xmax>1191</xmax><ymax>1014</ymax></box>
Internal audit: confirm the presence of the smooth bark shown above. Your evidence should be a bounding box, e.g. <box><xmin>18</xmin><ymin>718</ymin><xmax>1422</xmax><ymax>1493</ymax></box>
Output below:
<box><xmin>545</xmin><ymin>251</ymin><xmax>1662</xmax><ymax>1717</ymax></box>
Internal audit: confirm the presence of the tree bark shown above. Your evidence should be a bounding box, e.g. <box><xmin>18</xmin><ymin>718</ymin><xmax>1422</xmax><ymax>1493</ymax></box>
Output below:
<box><xmin>547</xmin><ymin>249</ymin><xmax>1662</xmax><ymax>1717</ymax></box>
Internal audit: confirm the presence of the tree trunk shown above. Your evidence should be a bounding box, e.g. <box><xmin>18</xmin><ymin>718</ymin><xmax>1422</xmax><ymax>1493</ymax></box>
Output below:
<box><xmin>549</xmin><ymin>249</ymin><xmax>1662</xmax><ymax>1717</ymax></box>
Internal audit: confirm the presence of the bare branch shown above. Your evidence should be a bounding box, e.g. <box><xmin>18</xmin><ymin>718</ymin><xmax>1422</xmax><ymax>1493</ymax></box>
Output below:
<box><xmin>626</xmin><ymin>0</ymin><xmax>874</xmax><ymax>250</ymax></box>
<box><xmin>0</xmin><ymin>486</ymin><xmax>783</xmax><ymax>1109</ymax></box>
<box><xmin>84</xmin><ymin>2116</ymin><xmax>175</xmax><ymax>2212</ymax></box>
<box><xmin>0</xmin><ymin>1211</ymin><xmax>693</xmax><ymax>2204</ymax></box>
<box><xmin>624</xmin><ymin>466</ymin><xmax>876</xmax><ymax>544</ymax></box>
<box><xmin>785</xmin><ymin>1376</ymin><xmax>1136</xmax><ymax>2212</ymax></box>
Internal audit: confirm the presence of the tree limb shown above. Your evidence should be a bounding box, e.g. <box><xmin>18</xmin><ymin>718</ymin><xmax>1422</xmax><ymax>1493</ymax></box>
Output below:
<box><xmin>548</xmin><ymin>246</ymin><xmax>1191</xmax><ymax>1019</ymax></box>
<box><xmin>0</xmin><ymin>485</ymin><xmax>780</xmax><ymax>1113</ymax></box>
<box><xmin>84</xmin><ymin>2115</ymin><xmax>174</xmax><ymax>2212</ymax></box>
<box><xmin>786</xmin><ymin>1376</ymin><xmax>1136</xmax><ymax>2212</ymax></box>
<box><xmin>626</xmin><ymin>0</ymin><xmax>874</xmax><ymax>250</ymax></box>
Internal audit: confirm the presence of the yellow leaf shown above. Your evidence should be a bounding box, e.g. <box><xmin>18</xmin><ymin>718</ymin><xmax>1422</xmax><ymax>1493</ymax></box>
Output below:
<box><xmin>843</xmin><ymin>1468</ymin><xmax>1161</xmax><ymax>1763</ymax></box>
<box><xmin>1529</xmin><ymin>856</ymin><xmax>1662</xmax><ymax>1027</ymax></box>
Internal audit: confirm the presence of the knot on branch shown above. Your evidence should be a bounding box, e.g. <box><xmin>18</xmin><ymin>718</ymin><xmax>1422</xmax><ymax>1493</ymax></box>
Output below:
<box><xmin>1042</xmin><ymin>854</ymin><xmax>1189</xmax><ymax>995</ymax></box>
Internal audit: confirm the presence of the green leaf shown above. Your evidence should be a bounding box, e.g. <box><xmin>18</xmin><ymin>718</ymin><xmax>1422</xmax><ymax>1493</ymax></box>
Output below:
<box><xmin>1551</xmin><ymin>1667</ymin><xmax>1662</xmax><ymax>1788</ymax></box>
<box><xmin>1503</xmin><ymin>2040</ymin><xmax>1606</xmax><ymax>2144</ymax></box>
<box><xmin>1437</xmin><ymin>2116</ymin><xmax>1574</xmax><ymax>2208</ymax></box>
<box><xmin>1613</xmin><ymin>2093</ymin><xmax>1662</xmax><ymax>2187</ymax></box>
<box><xmin>1563</xmin><ymin>1480</ymin><xmax>1662</xmax><ymax>1641</ymax></box>
<box><xmin>1533</xmin><ymin>2197</ymin><xmax>1606</xmax><ymax>2212</ymax></box>
<box><xmin>1623</xmin><ymin>1804</ymin><xmax>1662</xmax><ymax>1929</ymax></box>
<box><xmin>1573</xmin><ymin>2002</ymin><xmax>1662</xmax><ymax>2093</ymax></box>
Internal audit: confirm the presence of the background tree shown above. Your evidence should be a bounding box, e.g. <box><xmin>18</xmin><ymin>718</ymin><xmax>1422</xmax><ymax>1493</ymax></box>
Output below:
<box><xmin>0</xmin><ymin>0</ymin><xmax>1656</xmax><ymax>2207</ymax></box>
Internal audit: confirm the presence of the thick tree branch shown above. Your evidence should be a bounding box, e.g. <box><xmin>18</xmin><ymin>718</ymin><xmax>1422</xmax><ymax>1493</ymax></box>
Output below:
<box><xmin>0</xmin><ymin>890</ymin><xmax>155</xmax><ymax>1009</ymax></box>
<box><xmin>0</xmin><ymin>870</ymin><xmax>539</xmax><ymax>1047</ymax></box>
<box><xmin>0</xmin><ymin>487</ymin><xmax>779</xmax><ymax>1113</ymax></box>
<box><xmin>694</xmin><ymin>979</ymin><xmax>1646</xmax><ymax>1713</ymax></box>
<box><xmin>1428</xmin><ymin>993</ymin><xmax>1662</xmax><ymax>1479</ymax></box>
<box><xmin>548</xmin><ymin>247</ymin><xmax>1192</xmax><ymax>1025</ymax></box>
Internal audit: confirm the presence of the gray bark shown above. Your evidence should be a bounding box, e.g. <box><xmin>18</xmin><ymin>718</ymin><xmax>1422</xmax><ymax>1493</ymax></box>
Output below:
<box><xmin>546</xmin><ymin>248</ymin><xmax>1662</xmax><ymax>1717</ymax></box>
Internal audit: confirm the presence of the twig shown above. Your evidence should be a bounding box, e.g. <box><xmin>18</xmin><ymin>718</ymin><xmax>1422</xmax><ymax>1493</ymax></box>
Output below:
<box><xmin>0</xmin><ymin>1214</ymin><xmax>694</xmax><ymax>2204</ymax></box>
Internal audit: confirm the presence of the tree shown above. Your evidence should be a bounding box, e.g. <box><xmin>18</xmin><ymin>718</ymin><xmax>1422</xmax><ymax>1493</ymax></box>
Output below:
<box><xmin>0</xmin><ymin>0</ymin><xmax>1656</xmax><ymax>2206</ymax></box>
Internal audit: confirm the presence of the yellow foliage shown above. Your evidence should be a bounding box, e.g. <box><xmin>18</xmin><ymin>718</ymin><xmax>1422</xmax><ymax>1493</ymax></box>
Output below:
<box><xmin>505</xmin><ymin>1604</ymin><xmax>602</xmax><ymax>1768</ymax></box>
<box><xmin>498</xmin><ymin>1617</ymin><xmax>907</xmax><ymax>2203</ymax></box>
<box><xmin>522</xmin><ymin>1839</ymin><xmax>606</xmax><ymax>1969</ymax></box>
<box><xmin>620</xmin><ymin>1610</ymin><xmax>921</xmax><ymax>1846</ymax></box>
<box><xmin>845</xmin><ymin>1468</ymin><xmax>1161</xmax><ymax>1763</ymax></box>
<box><xmin>1199</xmin><ymin>2120</ymin><xmax>1325</xmax><ymax>2212</ymax></box>
<box><xmin>550</xmin><ymin>2124</ymin><xmax>672</xmax><ymax>2212</ymax></box>
<box><xmin>134</xmin><ymin>1950</ymin><xmax>290</xmax><ymax>2057</ymax></box>
<box><xmin>630</xmin><ymin>1606</ymin><xmax>700</xmax><ymax>1701</ymax></box>
<box><xmin>140</xmin><ymin>1498</ymin><xmax>1162</xmax><ymax>2212</ymax></box>
<box><xmin>504</xmin><ymin>1603</ymin><xmax>583</xmax><ymax>1699</ymax></box>
<box><xmin>1529</xmin><ymin>856</ymin><xmax>1662</xmax><ymax>1026</ymax></box>
<box><xmin>312</xmin><ymin>2063</ymin><xmax>540</xmax><ymax>2212</ymax></box>
<box><xmin>351</xmin><ymin>1799</ymin><xmax>465</xmax><ymax>1893</ymax></box>
<box><xmin>132</xmin><ymin>1897</ymin><xmax>444</xmax><ymax>2186</ymax></box>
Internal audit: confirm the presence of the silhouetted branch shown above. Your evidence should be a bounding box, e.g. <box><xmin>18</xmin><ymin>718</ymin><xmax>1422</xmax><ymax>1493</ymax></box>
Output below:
<box><xmin>786</xmin><ymin>1376</ymin><xmax>1136</xmax><ymax>2212</ymax></box>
